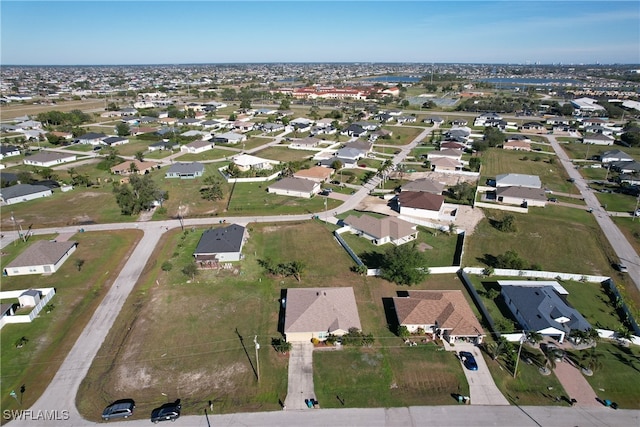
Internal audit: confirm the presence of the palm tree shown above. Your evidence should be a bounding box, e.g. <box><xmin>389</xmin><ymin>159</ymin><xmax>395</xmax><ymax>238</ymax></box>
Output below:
<box><xmin>616</xmin><ymin>325</ymin><xmax>633</xmax><ymax>346</ymax></box>
<box><xmin>526</xmin><ymin>331</ymin><xmax>543</xmax><ymax>347</ymax></box>
<box><xmin>581</xmin><ymin>347</ymin><xmax>603</xmax><ymax>375</ymax></box>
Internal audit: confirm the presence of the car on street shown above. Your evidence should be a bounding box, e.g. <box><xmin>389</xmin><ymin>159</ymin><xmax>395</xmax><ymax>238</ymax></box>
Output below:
<box><xmin>459</xmin><ymin>351</ymin><xmax>478</xmax><ymax>371</ymax></box>
<box><xmin>102</xmin><ymin>399</ymin><xmax>135</xmax><ymax>421</ymax></box>
<box><xmin>616</xmin><ymin>263</ymin><xmax>628</xmax><ymax>273</ymax></box>
<box><xmin>150</xmin><ymin>401</ymin><xmax>181</xmax><ymax>423</ymax></box>
<box><xmin>549</xmin><ymin>197</ymin><xmax>558</xmax><ymax>203</ymax></box>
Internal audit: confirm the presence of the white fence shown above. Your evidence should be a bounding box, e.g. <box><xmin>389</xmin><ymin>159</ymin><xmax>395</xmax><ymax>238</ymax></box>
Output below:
<box><xmin>462</xmin><ymin>267</ymin><xmax>609</xmax><ymax>283</ymax></box>
<box><xmin>502</xmin><ymin>329</ymin><xmax>640</xmax><ymax>346</ymax></box>
<box><xmin>0</xmin><ymin>288</ymin><xmax>56</xmax><ymax>329</ymax></box>
<box><xmin>474</xmin><ymin>201</ymin><xmax>529</xmax><ymax>213</ymax></box>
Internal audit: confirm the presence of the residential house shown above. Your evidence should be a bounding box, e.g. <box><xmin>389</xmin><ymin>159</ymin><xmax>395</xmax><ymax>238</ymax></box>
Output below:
<box><xmin>495</xmin><ymin>186</ymin><xmax>547</xmax><ymax>207</ymax></box>
<box><xmin>610</xmin><ymin>160</ymin><xmax>640</xmax><ymax>174</ymax></box>
<box><xmin>193</xmin><ymin>224</ymin><xmax>248</xmax><ymax>264</ymax></box>
<box><xmin>440</xmin><ymin>141</ymin><xmax>466</xmax><ymax>151</ymax></box>
<box><xmin>76</xmin><ymin>132</ymin><xmax>107</xmax><ymax>145</ymax></box>
<box><xmin>23</xmin><ymin>151</ymin><xmax>77</xmax><ymax>167</ymax></box>
<box><xmin>267</xmin><ymin>177</ymin><xmax>320</xmax><ymax>198</ymax></box>
<box><xmin>429</xmin><ymin>157</ymin><xmax>463</xmax><ymax>172</ymax></box>
<box><xmin>212</xmin><ymin>132</ymin><xmax>247</xmax><ymax>144</ymax></box>
<box><xmin>180</xmin><ymin>140</ymin><xmax>215</xmax><ymax>154</ymax></box>
<box><xmin>495</xmin><ymin>173</ymin><xmax>541</xmax><ymax>189</ymax></box>
<box><xmin>546</xmin><ymin>117</ymin><xmax>571</xmax><ymax>126</ymax></box>
<box><xmin>233</xmin><ymin>121</ymin><xmax>255</xmax><ymax>133</ymax></box>
<box><xmin>293</xmin><ymin>166</ymin><xmax>334</xmax><ymax>183</ymax></box>
<box><xmin>0</xmin><ymin>184</ymin><xmax>53</xmax><ymax>205</ymax></box>
<box><xmin>342</xmin><ymin>123</ymin><xmax>366</xmax><ymax>137</ymax></box>
<box><xmin>148</xmin><ymin>141</ymin><xmax>179</xmax><ymax>152</ymax></box>
<box><xmin>3</xmin><ymin>240</ymin><xmax>78</xmax><ymax>276</ymax></box>
<box><xmin>396</xmin><ymin>115</ymin><xmax>417</xmax><ymax>124</ymax></box>
<box><xmin>503</xmin><ymin>139</ymin><xmax>532</xmax><ymax>151</ymax></box>
<box><xmin>261</xmin><ymin>122</ymin><xmax>285</xmax><ymax>133</ymax></box>
<box><xmin>110</xmin><ymin>159</ymin><xmax>159</xmax><ymax>176</ymax></box>
<box><xmin>519</xmin><ymin>122</ymin><xmax>547</xmax><ymax>134</ymax></box>
<box><xmin>600</xmin><ymin>149</ymin><xmax>633</xmax><ymax>163</ymax></box>
<box><xmin>342</xmin><ymin>214</ymin><xmax>418</xmax><ymax>246</ymax></box>
<box><xmin>102</xmin><ymin>136</ymin><xmax>129</xmax><ymax>147</ymax></box>
<box><xmin>289</xmin><ymin>137</ymin><xmax>322</xmax><ymax>150</ymax></box>
<box><xmin>284</xmin><ymin>287</ymin><xmax>362</xmax><ymax>343</ymax></box>
<box><xmin>401</xmin><ymin>178</ymin><xmax>445</xmax><ymax>194</ymax></box>
<box><xmin>181</xmin><ymin>130</ymin><xmax>212</xmax><ymax>141</ymax></box>
<box><xmin>393</xmin><ymin>290</ymin><xmax>485</xmax><ymax>344</ymax></box>
<box><xmin>395</xmin><ymin>191</ymin><xmax>445</xmax><ymax>220</ymax></box>
<box><xmin>177</xmin><ymin>118</ymin><xmax>203</xmax><ymax>127</ymax></box>
<box><xmin>0</xmin><ymin>145</ymin><xmax>21</xmax><ymax>160</ymax></box>
<box><xmin>165</xmin><ymin>162</ymin><xmax>205</xmax><ymax>179</ymax></box>
<box><xmin>500</xmin><ymin>282</ymin><xmax>591</xmax><ymax>343</ymax></box>
<box><xmin>232</xmin><ymin>154</ymin><xmax>279</xmax><ymax>172</ymax></box>
<box><xmin>473</xmin><ymin>113</ymin><xmax>502</xmax><ymax>127</ymax></box>
<box><xmin>582</xmin><ymin>134</ymin><xmax>615</xmax><ymax>145</ymax></box>
<box><xmin>571</xmin><ymin>97</ymin><xmax>606</xmax><ymax>115</ymax></box>
<box><xmin>424</xmin><ymin>116</ymin><xmax>444</xmax><ymax>125</ymax></box>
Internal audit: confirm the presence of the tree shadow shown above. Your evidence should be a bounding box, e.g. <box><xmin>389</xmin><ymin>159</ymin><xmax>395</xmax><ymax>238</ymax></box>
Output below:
<box><xmin>477</xmin><ymin>253</ymin><xmax>498</xmax><ymax>267</ymax></box>
<box><xmin>488</xmin><ymin>218</ymin><xmax>502</xmax><ymax>230</ymax></box>
<box><xmin>277</xmin><ymin>289</ymin><xmax>287</xmax><ymax>335</ymax></box>
<box><xmin>360</xmin><ymin>251</ymin><xmax>386</xmax><ymax>269</ymax></box>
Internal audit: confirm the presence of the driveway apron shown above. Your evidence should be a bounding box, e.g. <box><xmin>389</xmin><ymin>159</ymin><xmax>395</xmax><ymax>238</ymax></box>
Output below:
<box><xmin>454</xmin><ymin>343</ymin><xmax>510</xmax><ymax>405</ymax></box>
<box><xmin>284</xmin><ymin>342</ymin><xmax>316</xmax><ymax>410</ymax></box>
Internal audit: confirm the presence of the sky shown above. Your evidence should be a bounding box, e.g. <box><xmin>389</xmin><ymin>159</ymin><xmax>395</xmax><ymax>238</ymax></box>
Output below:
<box><xmin>1</xmin><ymin>1</ymin><xmax>639</xmax><ymax>65</ymax></box>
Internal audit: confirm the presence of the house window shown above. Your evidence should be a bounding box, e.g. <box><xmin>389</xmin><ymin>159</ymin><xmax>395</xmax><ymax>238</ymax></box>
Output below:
<box><xmin>318</xmin><ymin>332</ymin><xmax>328</xmax><ymax>339</ymax></box>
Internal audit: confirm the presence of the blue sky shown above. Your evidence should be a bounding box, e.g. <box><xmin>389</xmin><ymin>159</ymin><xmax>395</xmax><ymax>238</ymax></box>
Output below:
<box><xmin>1</xmin><ymin>1</ymin><xmax>639</xmax><ymax>65</ymax></box>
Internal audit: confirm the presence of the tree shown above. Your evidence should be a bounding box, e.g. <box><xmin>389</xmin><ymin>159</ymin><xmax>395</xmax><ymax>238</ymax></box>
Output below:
<box><xmin>74</xmin><ymin>259</ymin><xmax>85</xmax><ymax>271</ymax></box>
<box><xmin>380</xmin><ymin>242</ymin><xmax>428</xmax><ymax>286</ymax></box>
<box><xmin>115</xmin><ymin>122</ymin><xmax>130</xmax><ymax>137</ymax></box>
<box><xmin>483</xmin><ymin>126</ymin><xmax>505</xmax><ymax>148</ymax></box>
<box><xmin>330</xmin><ymin>159</ymin><xmax>343</xmax><ymax>171</ymax></box>
<box><xmin>397</xmin><ymin>325</ymin><xmax>410</xmax><ymax>339</ymax></box>
<box><xmin>581</xmin><ymin>347</ymin><xmax>603</xmax><ymax>374</ymax></box>
<box><xmin>240</xmin><ymin>97</ymin><xmax>252</xmax><ymax>109</ymax></box>
<box><xmin>286</xmin><ymin>260</ymin><xmax>305</xmax><ymax>282</ymax></box>
<box><xmin>134</xmin><ymin>151</ymin><xmax>145</xmax><ymax>162</ymax></box>
<box><xmin>200</xmin><ymin>176</ymin><xmax>225</xmax><ymax>201</ymax></box>
<box><xmin>182</xmin><ymin>262</ymin><xmax>198</xmax><ymax>281</ymax></box>
<box><xmin>494</xmin><ymin>250</ymin><xmax>527</xmax><ymax>269</ymax></box>
<box><xmin>279</xmin><ymin>99</ymin><xmax>291</xmax><ymax>110</ymax></box>
<box><xmin>112</xmin><ymin>175</ymin><xmax>165</xmax><ymax>215</ymax></box>
<box><xmin>469</xmin><ymin>157</ymin><xmax>481</xmax><ymax>172</ymax></box>
<box><xmin>497</xmin><ymin>214</ymin><xmax>517</xmax><ymax>232</ymax></box>
<box><xmin>448</xmin><ymin>182</ymin><xmax>475</xmax><ymax>205</ymax></box>
<box><xmin>526</xmin><ymin>331</ymin><xmax>543</xmax><ymax>346</ymax></box>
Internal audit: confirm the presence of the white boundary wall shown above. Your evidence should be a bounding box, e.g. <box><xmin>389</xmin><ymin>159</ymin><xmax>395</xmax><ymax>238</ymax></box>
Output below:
<box><xmin>0</xmin><ymin>288</ymin><xmax>56</xmax><ymax>329</ymax></box>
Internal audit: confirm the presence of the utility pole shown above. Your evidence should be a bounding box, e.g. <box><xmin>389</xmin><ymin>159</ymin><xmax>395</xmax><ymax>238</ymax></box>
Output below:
<box><xmin>253</xmin><ymin>335</ymin><xmax>260</xmax><ymax>382</ymax></box>
<box><xmin>513</xmin><ymin>330</ymin><xmax>525</xmax><ymax>378</ymax></box>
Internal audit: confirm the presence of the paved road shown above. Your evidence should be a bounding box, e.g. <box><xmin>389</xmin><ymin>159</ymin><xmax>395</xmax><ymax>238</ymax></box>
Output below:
<box><xmin>546</xmin><ymin>135</ymin><xmax>640</xmax><ymax>291</ymax></box>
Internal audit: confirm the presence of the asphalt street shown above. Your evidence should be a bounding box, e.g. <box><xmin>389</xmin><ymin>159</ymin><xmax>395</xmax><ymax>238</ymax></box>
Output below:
<box><xmin>546</xmin><ymin>135</ymin><xmax>640</xmax><ymax>291</ymax></box>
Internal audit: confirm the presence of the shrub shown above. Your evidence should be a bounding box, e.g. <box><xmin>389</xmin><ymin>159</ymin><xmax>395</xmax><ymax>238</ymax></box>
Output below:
<box><xmin>161</xmin><ymin>261</ymin><xmax>173</xmax><ymax>272</ymax></box>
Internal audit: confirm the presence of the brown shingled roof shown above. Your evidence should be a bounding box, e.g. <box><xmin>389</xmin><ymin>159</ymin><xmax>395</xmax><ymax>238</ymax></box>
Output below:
<box><xmin>284</xmin><ymin>287</ymin><xmax>362</xmax><ymax>334</ymax></box>
<box><xmin>393</xmin><ymin>290</ymin><xmax>484</xmax><ymax>337</ymax></box>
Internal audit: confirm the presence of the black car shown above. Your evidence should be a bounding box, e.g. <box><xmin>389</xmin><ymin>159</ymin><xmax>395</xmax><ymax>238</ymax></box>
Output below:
<box><xmin>102</xmin><ymin>399</ymin><xmax>135</xmax><ymax>421</ymax></box>
<box><xmin>150</xmin><ymin>401</ymin><xmax>181</xmax><ymax>423</ymax></box>
<box><xmin>459</xmin><ymin>351</ymin><xmax>478</xmax><ymax>371</ymax></box>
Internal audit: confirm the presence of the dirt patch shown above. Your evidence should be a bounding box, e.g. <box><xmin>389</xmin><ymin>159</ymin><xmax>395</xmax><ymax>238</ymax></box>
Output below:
<box><xmin>417</xmin><ymin>243</ymin><xmax>433</xmax><ymax>251</ymax></box>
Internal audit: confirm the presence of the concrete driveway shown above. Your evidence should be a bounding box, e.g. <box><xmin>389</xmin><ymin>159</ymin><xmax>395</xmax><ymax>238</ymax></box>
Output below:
<box><xmin>454</xmin><ymin>343</ymin><xmax>510</xmax><ymax>405</ymax></box>
<box><xmin>284</xmin><ymin>342</ymin><xmax>316</xmax><ymax>410</ymax></box>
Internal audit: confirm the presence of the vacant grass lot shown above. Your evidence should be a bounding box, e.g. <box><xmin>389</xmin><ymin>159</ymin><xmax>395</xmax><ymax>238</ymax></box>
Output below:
<box><xmin>0</xmin><ymin>186</ymin><xmax>126</xmax><ymax>229</ymax></box>
<box><xmin>226</xmin><ymin>182</ymin><xmax>341</xmax><ymax>216</ymax></box>
<box><xmin>0</xmin><ymin>230</ymin><xmax>141</xmax><ymax>417</ymax></box>
<box><xmin>563</xmin><ymin>141</ymin><xmax>640</xmax><ymax>161</ymax></box>
<box><xmin>380</xmin><ymin>126</ymin><xmax>424</xmax><ymax>145</ymax></box>
<box><xmin>464</xmin><ymin>206</ymin><xmax>620</xmax><ymax>276</ymax></box>
<box><xmin>177</xmin><ymin>147</ymin><xmax>237</xmax><ymax>161</ymax></box>
<box><xmin>253</xmin><ymin>146</ymin><xmax>314</xmax><ymax>163</ymax></box>
<box><xmin>612</xmin><ymin>217</ymin><xmax>640</xmax><ymax>261</ymax></box>
<box><xmin>479</xmin><ymin>148</ymin><xmax>575</xmax><ymax>193</ymax></box>
<box><xmin>594</xmin><ymin>192</ymin><xmax>639</xmax><ymax>213</ymax></box>
<box><xmin>340</xmin><ymin>225</ymin><xmax>459</xmax><ymax>268</ymax></box>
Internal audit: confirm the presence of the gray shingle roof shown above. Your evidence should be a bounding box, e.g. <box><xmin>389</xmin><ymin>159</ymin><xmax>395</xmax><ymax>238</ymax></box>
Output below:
<box><xmin>4</xmin><ymin>240</ymin><xmax>77</xmax><ymax>269</ymax></box>
<box><xmin>1</xmin><ymin>183</ymin><xmax>52</xmax><ymax>200</ymax></box>
<box><xmin>193</xmin><ymin>224</ymin><xmax>245</xmax><ymax>256</ymax></box>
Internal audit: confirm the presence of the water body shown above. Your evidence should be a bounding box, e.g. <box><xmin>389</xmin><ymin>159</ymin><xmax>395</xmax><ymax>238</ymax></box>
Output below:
<box><xmin>480</xmin><ymin>77</ymin><xmax>582</xmax><ymax>86</ymax></box>
<box><xmin>362</xmin><ymin>75</ymin><xmax>423</xmax><ymax>83</ymax></box>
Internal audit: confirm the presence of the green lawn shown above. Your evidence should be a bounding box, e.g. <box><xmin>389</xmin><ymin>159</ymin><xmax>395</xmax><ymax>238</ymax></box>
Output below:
<box><xmin>579</xmin><ymin>166</ymin><xmax>609</xmax><ymax>180</ymax></box>
<box><xmin>565</xmin><ymin>342</ymin><xmax>640</xmax><ymax>409</ymax></box>
<box><xmin>561</xmin><ymin>281</ymin><xmax>628</xmax><ymax>330</ymax></box>
<box><xmin>253</xmin><ymin>146</ymin><xmax>315</xmax><ymax>163</ymax></box>
<box><xmin>380</xmin><ymin>126</ymin><xmax>424</xmax><ymax>145</ymax></box>
<box><xmin>0</xmin><ymin>231</ymin><xmax>141</xmax><ymax>415</ymax></box>
<box><xmin>595</xmin><ymin>192</ymin><xmax>639</xmax><ymax>213</ymax></box>
<box><xmin>340</xmin><ymin>225</ymin><xmax>459</xmax><ymax>268</ymax></box>
<box><xmin>315</xmin><ymin>345</ymin><xmax>469</xmax><ymax>408</ymax></box>
<box><xmin>226</xmin><ymin>181</ymin><xmax>341</xmax><ymax>216</ymax></box>
<box><xmin>464</xmin><ymin>207</ymin><xmax>621</xmax><ymax>276</ymax></box>
<box><xmin>479</xmin><ymin>148</ymin><xmax>575</xmax><ymax>193</ymax></box>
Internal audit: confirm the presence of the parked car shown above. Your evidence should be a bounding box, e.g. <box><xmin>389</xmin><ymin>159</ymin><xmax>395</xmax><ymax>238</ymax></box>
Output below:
<box><xmin>549</xmin><ymin>197</ymin><xmax>558</xmax><ymax>203</ymax></box>
<box><xmin>459</xmin><ymin>351</ymin><xmax>478</xmax><ymax>371</ymax></box>
<box><xmin>102</xmin><ymin>399</ymin><xmax>135</xmax><ymax>421</ymax></box>
<box><xmin>616</xmin><ymin>263</ymin><xmax>628</xmax><ymax>273</ymax></box>
<box><xmin>150</xmin><ymin>401</ymin><xmax>181</xmax><ymax>423</ymax></box>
